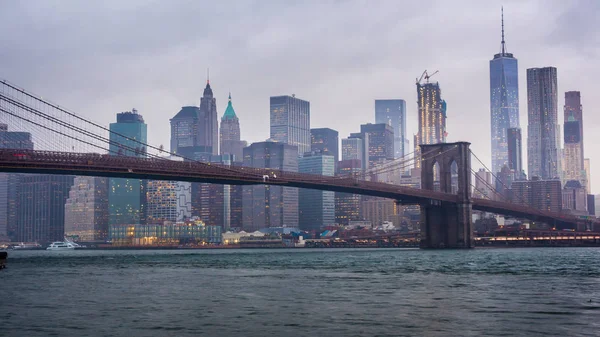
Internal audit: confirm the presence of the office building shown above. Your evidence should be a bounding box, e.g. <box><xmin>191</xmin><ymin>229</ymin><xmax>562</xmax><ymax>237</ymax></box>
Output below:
<box><xmin>360</xmin><ymin>123</ymin><xmax>394</xmax><ymax>167</ymax></box>
<box><xmin>270</xmin><ymin>95</ymin><xmax>310</xmax><ymax>156</ymax></box>
<box><xmin>310</xmin><ymin>128</ymin><xmax>339</xmax><ymax>163</ymax></box>
<box><xmin>511</xmin><ymin>177</ymin><xmax>562</xmax><ymax>213</ymax></box>
<box><xmin>526</xmin><ymin>67</ymin><xmax>559</xmax><ymax>179</ymax></box>
<box><xmin>587</xmin><ymin>195</ymin><xmax>595</xmax><ymax>216</ymax></box>
<box><xmin>220</xmin><ymin>93</ymin><xmax>246</xmax><ymax>162</ymax></box>
<box><xmin>562</xmin><ymin>180</ymin><xmax>587</xmax><ymax>214</ymax></box>
<box><xmin>242</xmin><ymin>141</ymin><xmax>299</xmax><ymax>231</ymax></box>
<box><xmin>473</xmin><ymin>168</ymin><xmax>494</xmax><ymax>199</ymax></box>
<box><xmin>375</xmin><ymin>99</ymin><xmax>408</xmax><ymax>159</ymax></box>
<box><xmin>109</xmin><ymin>110</ymin><xmax>147</xmax><ymax>225</ymax></box>
<box><xmin>585</xmin><ymin>159</ymin><xmax>591</xmax><ymax>193</ymax></box>
<box><xmin>17</xmin><ymin>175</ymin><xmax>74</xmax><ymax>243</ymax></box>
<box><xmin>414</xmin><ymin>81</ymin><xmax>446</xmax><ymax>168</ymax></box>
<box><xmin>147</xmin><ymin>162</ymin><xmax>192</xmax><ymax>225</ymax></box>
<box><xmin>490</xmin><ymin>10</ymin><xmax>520</xmax><ymax>174</ymax></box>
<box><xmin>563</xmin><ymin>91</ymin><xmax>585</xmax><ymax>186</ymax></box>
<box><xmin>335</xmin><ymin>159</ymin><xmax>363</xmax><ymax>226</ymax></box>
<box><xmin>64</xmin><ymin>176</ymin><xmax>109</xmax><ymax>241</ymax></box>
<box><xmin>506</xmin><ymin>128</ymin><xmax>523</xmax><ymax>177</ymax></box>
<box><xmin>199</xmin><ymin>80</ymin><xmax>219</xmax><ymax>155</ymax></box>
<box><xmin>362</xmin><ymin>198</ymin><xmax>397</xmax><ymax>227</ymax></box>
<box><xmin>341</xmin><ymin>134</ymin><xmax>369</xmax><ymax>170</ymax></box>
<box><xmin>191</xmin><ymin>154</ymin><xmax>234</xmax><ymax>231</ymax></box>
<box><xmin>0</xmin><ymin>124</ymin><xmax>34</xmax><ymax>241</ymax></box>
<box><xmin>299</xmin><ymin>153</ymin><xmax>335</xmax><ymax>231</ymax></box>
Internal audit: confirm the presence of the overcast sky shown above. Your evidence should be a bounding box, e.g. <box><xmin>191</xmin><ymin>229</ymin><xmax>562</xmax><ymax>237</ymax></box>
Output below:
<box><xmin>1</xmin><ymin>0</ymin><xmax>599</xmax><ymax>190</ymax></box>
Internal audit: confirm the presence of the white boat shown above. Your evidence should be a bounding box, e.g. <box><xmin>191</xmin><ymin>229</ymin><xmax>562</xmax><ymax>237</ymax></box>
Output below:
<box><xmin>46</xmin><ymin>242</ymin><xmax>77</xmax><ymax>250</ymax></box>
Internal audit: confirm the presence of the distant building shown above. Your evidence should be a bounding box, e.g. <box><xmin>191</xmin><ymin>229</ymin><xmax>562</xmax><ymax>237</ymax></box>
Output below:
<box><xmin>242</xmin><ymin>141</ymin><xmax>299</xmax><ymax>231</ymax></box>
<box><xmin>506</xmin><ymin>128</ymin><xmax>523</xmax><ymax>177</ymax></box>
<box><xmin>490</xmin><ymin>10</ymin><xmax>520</xmax><ymax>174</ymax></box>
<box><xmin>109</xmin><ymin>218</ymin><xmax>222</xmax><ymax>246</ymax></box>
<box><xmin>360</xmin><ymin>123</ymin><xmax>394</xmax><ymax>167</ymax></box>
<box><xmin>362</xmin><ymin>198</ymin><xmax>397</xmax><ymax>227</ymax></box>
<box><xmin>588</xmin><ymin>195</ymin><xmax>596</xmax><ymax>216</ymax></box>
<box><xmin>192</xmin><ymin>155</ymin><xmax>234</xmax><ymax>231</ymax></box>
<box><xmin>527</xmin><ymin>67</ymin><xmax>559</xmax><ymax>179</ymax></box>
<box><xmin>335</xmin><ymin>160</ymin><xmax>363</xmax><ymax>226</ymax></box>
<box><xmin>17</xmin><ymin>175</ymin><xmax>74</xmax><ymax>243</ymax></box>
<box><xmin>414</xmin><ymin>81</ymin><xmax>446</xmax><ymax>168</ymax></box>
<box><xmin>375</xmin><ymin>99</ymin><xmax>407</xmax><ymax>159</ymax></box>
<box><xmin>0</xmin><ymin>124</ymin><xmax>34</xmax><ymax>241</ymax></box>
<box><xmin>199</xmin><ymin>81</ymin><xmax>219</xmax><ymax>155</ymax></box>
<box><xmin>310</xmin><ymin>128</ymin><xmax>339</xmax><ymax>163</ymax></box>
<box><xmin>109</xmin><ymin>110</ymin><xmax>147</xmax><ymax>225</ymax></box>
<box><xmin>511</xmin><ymin>177</ymin><xmax>562</xmax><ymax>213</ymax></box>
<box><xmin>474</xmin><ymin>168</ymin><xmax>494</xmax><ymax>199</ymax></box>
<box><xmin>270</xmin><ymin>95</ymin><xmax>310</xmax><ymax>156</ymax></box>
<box><xmin>563</xmin><ymin>91</ymin><xmax>586</xmax><ymax>192</ymax></box>
<box><xmin>341</xmin><ymin>134</ymin><xmax>369</xmax><ymax>170</ymax></box>
<box><xmin>64</xmin><ymin>176</ymin><xmax>109</xmax><ymax>241</ymax></box>
<box><xmin>220</xmin><ymin>93</ymin><xmax>246</xmax><ymax>162</ymax></box>
<box><xmin>299</xmin><ymin>153</ymin><xmax>335</xmax><ymax>231</ymax></box>
<box><xmin>584</xmin><ymin>158</ymin><xmax>591</xmax><ymax>193</ymax></box>
<box><xmin>562</xmin><ymin>180</ymin><xmax>587</xmax><ymax>213</ymax></box>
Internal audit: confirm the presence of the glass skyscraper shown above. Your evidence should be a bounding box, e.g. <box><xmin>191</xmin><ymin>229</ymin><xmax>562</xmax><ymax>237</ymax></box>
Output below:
<box><xmin>299</xmin><ymin>153</ymin><xmax>335</xmax><ymax>231</ymax></box>
<box><xmin>527</xmin><ymin>67</ymin><xmax>559</xmax><ymax>180</ymax></box>
<box><xmin>109</xmin><ymin>109</ymin><xmax>147</xmax><ymax>225</ymax></box>
<box><xmin>490</xmin><ymin>10</ymin><xmax>519</xmax><ymax>174</ymax></box>
<box><xmin>270</xmin><ymin>95</ymin><xmax>310</xmax><ymax>156</ymax></box>
<box><xmin>375</xmin><ymin>99</ymin><xmax>407</xmax><ymax>159</ymax></box>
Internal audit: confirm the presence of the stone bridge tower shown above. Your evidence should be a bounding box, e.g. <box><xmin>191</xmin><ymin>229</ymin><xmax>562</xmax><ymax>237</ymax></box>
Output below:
<box><xmin>420</xmin><ymin>142</ymin><xmax>473</xmax><ymax>248</ymax></box>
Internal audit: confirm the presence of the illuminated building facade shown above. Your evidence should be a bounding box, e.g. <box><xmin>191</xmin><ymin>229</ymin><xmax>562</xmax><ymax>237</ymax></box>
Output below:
<box><xmin>360</xmin><ymin>123</ymin><xmax>394</xmax><ymax>167</ymax></box>
<box><xmin>310</xmin><ymin>128</ymin><xmax>339</xmax><ymax>163</ymax></box>
<box><xmin>270</xmin><ymin>95</ymin><xmax>310</xmax><ymax>156</ymax></box>
<box><xmin>335</xmin><ymin>159</ymin><xmax>363</xmax><ymax>225</ymax></box>
<box><xmin>526</xmin><ymin>67</ymin><xmax>559</xmax><ymax>180</ymax></box>
<box><xmin>242</xmin><ymin>141</ymin><xmax>298</xmax><ymax>231</ymax></box>
<box><xmin>375</xmin><ymin>99</ymin><xmax>407</xmax><ymax>159</ymax></box>
<box><xmin>341</xmin><ymin>133</ymin><xmax>369</xmax><ymax>170</ymax></box>
<box><xmin>298</xmin><ymin>153</ymin><xmax>335</xmax><ymax>231</ymax></box>
<box><xmin>414</xmin><ymin>82</ymin><xmax>446</xmax><ymax>168</ymax></box>
<box><xmin>490</xmin><ymin>10</ymin><xmax>520</xmax><ymax>174</ymax></box>
<box><xmin>109</xmin><ymin>218</ymin><xmax>222</xmax><ymax>246</ymax></box>
<box><xmin>64</xmin><ymin>176</ymin><xmax>109</xmax><ymax>241</ymax></box>
<box><xmin>109</xmin><ymin>110</ymin><xmax>147</xmax><ymax>225</ymax></box>
<box><xmin>511</xmin><ymin>177</ymin><xmax>562</xmax><ymax>213</ymax></box>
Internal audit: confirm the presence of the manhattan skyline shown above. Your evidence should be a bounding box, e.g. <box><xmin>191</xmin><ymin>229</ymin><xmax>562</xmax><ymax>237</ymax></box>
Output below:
<box><xmin>0</xmin><ymin>1</ymin><xmax>598</xmax><ymax>189</ymax></box>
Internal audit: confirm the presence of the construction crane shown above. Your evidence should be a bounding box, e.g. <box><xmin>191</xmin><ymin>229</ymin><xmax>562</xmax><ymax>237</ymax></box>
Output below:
<box><xmin>416</xmin><ymin>70</ymin><xmax>439</xmax><ymax>85</ymax></box>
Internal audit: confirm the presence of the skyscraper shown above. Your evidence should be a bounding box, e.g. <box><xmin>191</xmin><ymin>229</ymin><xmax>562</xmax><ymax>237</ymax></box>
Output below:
<box><xmin>506</xmin><ymin>127</ymin><xmax>523</xmax><ymax>177</ymax></box>
<box><xmin>270</xmin><ymin>95</ymin><xmax>310</xmax><ymax>156</ymax></box>
<box><xmin>360</xmin><ymin>123</ymin><xmax>394</xmax><ymax>167</ymax></box>
<box><xmin>335</xmin><ymin>159</ymin><xmax>363</xmax><ymax>226</ymax></box>
<box><xmin>341</xmin><ymin>134</ymin><xmax>369</xmax><ymax>171</ymax></box>
<box><xmin>0</xmin><ymin>124</ymin><xmax>33</xmax><ymax>241</ymax></box>
<box><xmin>299</xmin><ymin>153</ymin><xmax>335</xmax><ymax>231</ymax></box>
<box><xmin>109</xmin><ymin>109</ymin><xmax>147</xmax><ymax>225</ymax></box>
<box><xmin>199</xmin><ymin>80</ymin><xmax>218</xmax><ymax>155</ymax></box>
<box><xmin>490</xmin><ymin>9</ymin><xmax>520</xmax><ymax>174</ymax></box>
<box><xmin>17</xmin><ymin>175</ymin><xmax>74</xmax><ymax>243</ymax></box>
<box><xmin>64</xmin><ymin>176</ymin><xmax>109</xmax><ymax>241</ymax></box>
<box><xmin>414</xmin><ymin>81</ymin><xmax>446</xmax><ymax>168</ymax></box>
<box><xmin>310</xmin><ymin>128</ymin><xmax>339</xmax><ymax>162</ymax></box>
<box><xmin>527</xmin><ymin>67</ymin><xmax>559</xmax><ymax>179</ymax></box>
<box><xmin>220</xmin><ymin>93</ymin><xmax>246</xmax><ymax>162</ymax></box>
<box><xmin>375</xmin><ymin>99</ymin><xmax>407</xmax><ymax>159</ymax></box>
<box><xmin>242</xmin><ymin>141</ymin><xmax>298</xmax><ymax>231</ymax></box>
<box><xmin>563</xmin><ymin>91</ymin><xmax>585</xmax><ymax>185</ymax></box>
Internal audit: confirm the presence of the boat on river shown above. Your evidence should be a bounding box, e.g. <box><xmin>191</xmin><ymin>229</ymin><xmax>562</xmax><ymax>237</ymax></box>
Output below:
<box><xmin>46</xmin><ymin>241</ymin><xmax>78</xmax><ymax>250</ymax></box>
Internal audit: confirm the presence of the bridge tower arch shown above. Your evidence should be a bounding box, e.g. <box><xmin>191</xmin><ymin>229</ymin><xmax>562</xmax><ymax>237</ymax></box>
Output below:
<box><xmin>420</xmin><ymin>142</ymin><xmax>473</xmax><ymax>248</ymax></box>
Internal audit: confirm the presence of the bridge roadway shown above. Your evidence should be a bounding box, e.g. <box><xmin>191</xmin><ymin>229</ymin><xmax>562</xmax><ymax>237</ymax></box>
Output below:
<box><xmin>0</xmin><ymin>149</ymin><xmax>594</xmax><ymax>228</ymax></box>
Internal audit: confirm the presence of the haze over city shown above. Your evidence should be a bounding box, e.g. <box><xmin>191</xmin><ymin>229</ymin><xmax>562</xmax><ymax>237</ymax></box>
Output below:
<box><xmin>1</xmin><ymin>0</ymin><xmax>599</xmax><ymax>189</ymax></box>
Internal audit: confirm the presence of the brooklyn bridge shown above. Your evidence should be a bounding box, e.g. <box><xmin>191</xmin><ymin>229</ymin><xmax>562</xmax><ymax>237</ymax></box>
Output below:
<box><xmin>0</xmin><ymin>79</ymin><xmax>596</xmax><ymax>248</ymax></box>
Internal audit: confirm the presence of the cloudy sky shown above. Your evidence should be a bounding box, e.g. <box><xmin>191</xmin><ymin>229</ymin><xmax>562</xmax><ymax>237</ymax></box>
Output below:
<box><xmin>1</xmin><ymin>0</ymin><xmax>599</xmax><ymax>190</ymax></box>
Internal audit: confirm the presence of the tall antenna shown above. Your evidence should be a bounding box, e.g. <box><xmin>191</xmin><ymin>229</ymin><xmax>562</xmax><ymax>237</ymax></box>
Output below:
<box><xmin>207</xmin><ymin>68</ymin><xmax>210</xmax><ymax>84</ymax></box>
<box><xmin>501</xmin><ymin>6</ymin><xmax>506</xmax><ymax>54</ymax></box>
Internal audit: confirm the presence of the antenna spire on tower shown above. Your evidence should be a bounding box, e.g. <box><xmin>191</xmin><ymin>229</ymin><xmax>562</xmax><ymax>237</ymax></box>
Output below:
<box><xmin>207</xmin><ymin>68</ymin><xmax>210</xmax><ymax>84</ymax></box>
<box><xmin>501</xmin><ymin>6</ymin><xmax>506</xmax><ymax>54</ymax></box>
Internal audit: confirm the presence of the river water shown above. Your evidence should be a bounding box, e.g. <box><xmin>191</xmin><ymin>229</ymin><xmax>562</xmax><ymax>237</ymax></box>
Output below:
<box><xmin>1</xmin><ymin>248</ymin><xmax>599</xmax><ymax>336</ymax></box>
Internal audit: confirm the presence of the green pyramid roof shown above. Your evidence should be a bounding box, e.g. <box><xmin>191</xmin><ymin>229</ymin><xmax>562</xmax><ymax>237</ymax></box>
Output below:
<box><xmin>222</xmin><ymin>93</ymin><xmax>238</xmax><ymax>120</ymax></box>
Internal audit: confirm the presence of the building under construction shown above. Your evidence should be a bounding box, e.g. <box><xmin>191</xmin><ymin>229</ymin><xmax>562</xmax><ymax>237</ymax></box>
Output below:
<box><xmin>414</xmin><ymin>70</ymin><xmax>447</xmax><ymax>168</ymax></box>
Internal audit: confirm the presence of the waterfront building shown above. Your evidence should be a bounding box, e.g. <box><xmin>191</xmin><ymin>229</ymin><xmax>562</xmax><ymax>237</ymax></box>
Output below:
<box><xmin>310</xmin><ymin>128</ymin><xmax>339</xmax><ymax>163</ymax></box>
<box><xmin>298</xmin><ymin>153</ymin><xmax>335</xmax><ymax>231</ymax></box>
<box><xmin>17</xmin><ymin>175</ymin><xmax>74</xmax><ymax>243</ymax></box>
<box><xmin>242</xmin><ymin>141</ymin><xmax>298</xmax><ymax>231</ymax></box>
<box><xmin>270</xmin><ymin>95</ymin><xmax>310</xmax><ymax>156</ymax></box>
<box><xmin>526</xmin><ymin>67</ymin><xmax>559</xmax><ymax>179</ymax></box>
<box><xmin>64</xmin><ymin>176</ymin><xmax>109</xmax><ymax>241</ymax></box>
<box><xmin>109</xmin><ymin>110</ymin><xmax>147</xmax><ymax>225</ymax></box>
<box><xmin>360</xmin><ymin>123</ymin><xmax>394</xmax><ymax>168</ymax></box>
<box><xmin>375</xmin><ymin>99</ymin><xmax>407</xmax><ymax>159</ymax></box>
<box><xmin>0</xmin><ymin>124</ymin><xmax>33</xmax><ymax>241</ymax></box>
<box><xmin>109</xmin><ymin>217</ymin><xmax>221</xmax><ymax>246</ymax></box>
<box><xmin>490</xmin><ymin>9</ymin><xmax>520</xmax><ymax>174</ymax></box>
<box><xmin>414</xmin><ymin>81</ymin><xmax>446</xmax><ymax>168</ymax></box>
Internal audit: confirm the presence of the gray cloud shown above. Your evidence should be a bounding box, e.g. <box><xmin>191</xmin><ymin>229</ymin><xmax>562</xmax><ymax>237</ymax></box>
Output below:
<box><xmin>1</xmin><ymin>0</ymin><xmax>599</xmax><ymax>191</ymax></box>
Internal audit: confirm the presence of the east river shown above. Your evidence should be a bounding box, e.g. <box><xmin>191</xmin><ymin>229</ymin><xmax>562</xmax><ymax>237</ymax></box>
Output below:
<box><xmin>1</xmin><ymin>248</ymin><xmax>599</xmax><ymax>336</ymax></box>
